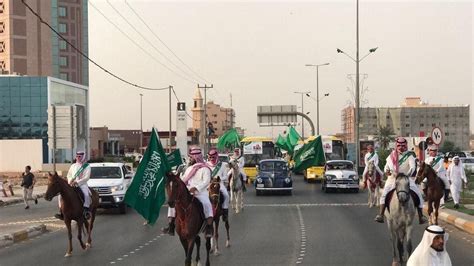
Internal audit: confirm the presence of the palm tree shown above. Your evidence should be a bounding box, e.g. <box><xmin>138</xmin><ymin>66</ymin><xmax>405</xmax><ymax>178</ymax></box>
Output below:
<box><xmin>377</xmin><ymin>126</ymin><xmax>394</xmax><ymax>149</ymax></box>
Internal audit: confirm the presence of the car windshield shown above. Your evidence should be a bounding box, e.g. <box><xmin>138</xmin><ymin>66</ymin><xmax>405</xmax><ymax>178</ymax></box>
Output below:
<box><xmin>461</xmin><ymin>158</ymin><xmax>474</xmax><ymax>163</ymax></box>
<box><xmin>326</xmin><ymin>162</ymin><xmax>353</xmax><ymax>170</ymax></box>
<box><xmin>90</xmin><ymin>167</ymin><xmax>122</xmax><ymax>179</ymax></box>
<box><xmin>219</xmin><ymin>155</ymin><xmax>229</xmax><ymax>163</ymax></box>
<box><xmin>259</xmin><ymin>161</ymin><xmax>287</xmax><ymax>172</ymax></box>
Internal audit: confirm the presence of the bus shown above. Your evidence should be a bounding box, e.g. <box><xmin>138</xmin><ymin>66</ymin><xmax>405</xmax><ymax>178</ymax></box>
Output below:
<box><xmin>304</xmin><ymin>135</ymin><xmax>345</xmax><ymax>182</ymax></box>
<box><xmin>240</xmin><ymin>136</ymin><xmax>275</xmax><ymax>182</ymax></box>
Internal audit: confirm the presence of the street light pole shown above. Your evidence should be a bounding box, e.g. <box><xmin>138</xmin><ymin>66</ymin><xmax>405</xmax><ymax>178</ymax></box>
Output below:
<box><xmin>198</xmin><ymin>84</ymin><xmax>213</xmax><ymax>154</ymax></box>
<box><xmin>139</xmin><ymin>93</ymin><xmax>143</xmax><ymax>154</ymax></box>
<box><xmin>305</xmin><ymin>63</ymin><xmax>329</xmax><ymax>136</ymax></box>
<box><xmin>336</xmin><ymin>0</ymin><xmax>377</xmax><ymax>175</ymax></box>
<box><xmin>169</xmin><ymin>85</ymin><xmax>173</xmax><ymax>153</ymax></box>
<box><xmin>294</xmin><ymin>91</ymin><xmax>311</xmax><ymax>138</ymax></box>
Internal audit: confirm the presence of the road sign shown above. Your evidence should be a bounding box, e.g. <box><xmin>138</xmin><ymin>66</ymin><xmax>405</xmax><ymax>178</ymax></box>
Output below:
<box><xmin>431</xmin><ymin>127</ymin><xmax>443</xmax><ymax>145</ymax></box>
<box><xmin>257</xmin><ymin>105</ymin><xmax>297</xmax><ymax>127</ymax></box>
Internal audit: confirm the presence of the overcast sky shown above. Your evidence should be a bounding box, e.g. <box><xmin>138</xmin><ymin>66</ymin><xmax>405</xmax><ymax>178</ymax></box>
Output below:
<box><xmin>88</xmin><ymin>0</ymin><xmax>473</xmax><ymax>138</ymax></box>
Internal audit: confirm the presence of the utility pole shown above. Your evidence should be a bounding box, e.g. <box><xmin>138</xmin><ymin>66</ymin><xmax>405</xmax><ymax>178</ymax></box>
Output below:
<box><xmin>139</xmin><ymin>93</ymin><xmax>143</xmax><ymax>154</ymax></box>
<box><xmin>355</xmin><ymin>0</ymin><xmax>360</xmax><ymax>174</ymax></box>
<box><xmin>169</xmin><ymin>85</ymin><xmax>173</xmax><ymax>153</ymax></box>
<box><xmin>198</xmin><ymin>84</ymin><xmax>213</xmax><ymax>154</ymax></box>
<box><xmin>294</xmin><ymin>91</ymin><xmax>311</xmax><ymax>139</ymax></box>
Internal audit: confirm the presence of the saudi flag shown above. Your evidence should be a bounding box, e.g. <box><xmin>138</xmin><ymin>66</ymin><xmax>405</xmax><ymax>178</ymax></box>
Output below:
<box><xmin>276</xmin><ymin>134</ymin><xmax>290</xmax><ymax>152</ymax></box>
<box><xmin>286</xmin><ymin>126</ymin><xmax>301</xmax><ymax>153</ymax></box>
<box><xmin>217</xmin><ymin>128</ymin><xmax>241</xmax><ymax>151</ymax></box>
<box><xmin>167</xmin><ymin>149</ymin><xmax>183</xmax><ymax>169</ymax></box>
<box><xmin>293</xmin><ymin>136</ymin><xmax>325</xmax><ymax>173</ymax></box>
<box><xmin>124</xmin><ymin>127</ymin><xmax>170</xmax><ymax>225</ymax></box>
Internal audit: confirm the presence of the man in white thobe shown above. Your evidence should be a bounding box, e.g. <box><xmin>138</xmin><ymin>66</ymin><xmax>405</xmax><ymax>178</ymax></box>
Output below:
<box><xmin>362</xmin><ymin>144</ymin><xmax>384</xmax><ymax>187</ymax></box>
<box><xmin>207</xmin><ymin>148</ymin><xmax>230</xmax><ymax>221</ymax></box>
<box><xmin>162</xmin><ymin>147</ymin><xmax>214</xmax><ymax>237</ymax></box>
<box><xmin>375</xmin><ymin>137</ymin><xmax>426</xmax><ymax>224</ymax></box>
<box><xmin>447</xmin><ymin>156</ymin><xmax>468</xmax><ymax>209</ymax></box>
<box><xmin>424</xmin><ymin>145</ymin><xmax>451</xmax><ymax>201</ymax></box>
<box><xmin>407</xmin><ymin>225</ymin><xmax>452</xmax><ymax>266</ymax></box>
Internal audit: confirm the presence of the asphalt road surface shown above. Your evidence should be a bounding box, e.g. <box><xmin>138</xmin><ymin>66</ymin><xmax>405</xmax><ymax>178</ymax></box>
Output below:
<box><xmin>1</xmin><ymin>176</ymin><xmax>473</xmax><ymax>266</ymax></box>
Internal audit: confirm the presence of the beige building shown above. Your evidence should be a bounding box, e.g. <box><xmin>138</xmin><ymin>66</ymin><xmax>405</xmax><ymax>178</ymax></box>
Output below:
<box><xmin>0</xmin><ymin>0</ymin><xmax>88</xmax><ymax>85</ymax></box>
<box><xmin>191</xmin><ymin>88</ymin><xmax>236</xmax><ymax>142</ymax></box>
<box><xmin>341</xmin><ymin>97</ymin><xmax>470</xmax><ymax>149</ymax></box>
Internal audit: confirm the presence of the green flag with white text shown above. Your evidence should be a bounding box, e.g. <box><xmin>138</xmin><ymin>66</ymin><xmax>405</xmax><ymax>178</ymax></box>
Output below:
<box><xmin>167</xmin><ymin>149</ymin><xmax>183</xmax><ymax>169</ymax></box>
<box><xmin>293</xmin><ymin>136</ymin><xmax>325</xmax><ymax>173</ymax></box>
<box><xmin>286</xmin><ymin>126</ymin><xmax>301</xmax><ymax>154</ymax></box>
<box><xmin>124</xmin><ymin>128</ymin><xmax>170</xmax><ymax>225</ymax></box>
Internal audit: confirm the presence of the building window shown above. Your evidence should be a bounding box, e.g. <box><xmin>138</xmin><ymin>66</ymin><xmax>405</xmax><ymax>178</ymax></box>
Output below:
<box><xmin>59</xmin><ymin>40</ymin><xmax>67</xmax><ymax>50</ymax></box>
<box><xmin>0</xmin><ymin>21</ymin><xmax>4</xmax><ymax>34</ymax></box>
<box><xmin>405</xmin><ymin>124</ymin><xmax>410</xmax><ymax>127</ymax></box>
<box><xmin>420</xmin><ymin>123</ymin><xmax>424</xmax><ymax>127</ymax></box>
<box><xmin>58</xmin><ymin>23</ymin><xmax>67</xmax><ymax>33</ymax></box>
<box><xmin>59</xmin><ymin>56</ymin><xmax>68</xmax><ymax>66</ymax></box>
<box><xmin>58</xmin><ymin>6</ymin><xmax>67</xmax><ymax>17</ymax></box>
<box><xmin>59</xmin><ymin>72</ymin><xmax>68</xmax><ymax>80</ymax></box>
<box><xmin>445</xmin><ymin>132</ymin><xmax>449</xmax><ymax>136</ymax></box>
<box><xmin>405</xmin><ymin>115</ymin><xmax>409</xmax><ymax>118</ymax></box>
<box><xmin>0</xmin><ymin>41</ymin><xmax>5</xmax><ymax>53</ymax></box>
<box><xmin>431</xmin><ymin>123</ymin><xmax>436</xmax><ymax>127</ymax></box>
<box><xmin>0</xmin><ymin>2</ymin><xmax>4</xmax><ymax>14</ymax></box>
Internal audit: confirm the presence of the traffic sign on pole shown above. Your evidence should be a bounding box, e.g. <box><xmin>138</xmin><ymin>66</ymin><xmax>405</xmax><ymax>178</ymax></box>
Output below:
<box><xmin>431</xmin><ymin>127</ymin><xmax>443</xmax><ymax>145</ymax></box>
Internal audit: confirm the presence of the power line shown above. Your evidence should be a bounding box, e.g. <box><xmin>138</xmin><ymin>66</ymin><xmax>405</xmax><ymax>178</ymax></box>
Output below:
<box><xmin>124</xmin><ymin>0</ymin><xmax>210</xmax><ymax>84</ymax></box>
<box><xmin>106</xmin><ymin>0</ymin><xmax>200</xmax><ymax>84</ymax></box>
<box><xmin>20</xmin><ymin>0</ymin><xmax>169</xmax><ymax>91</ymax></box>
<box><xmin>89</xmin><ymin>1</ymin><xmax>195</xmax><ymax>84</ymax></box>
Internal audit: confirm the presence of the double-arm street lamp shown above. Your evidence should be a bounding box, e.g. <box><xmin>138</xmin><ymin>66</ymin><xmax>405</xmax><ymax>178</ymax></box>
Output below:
<box><xmin>305</xmin><ymin>62</ymin><xmax>330</xmax><ymax>136</ymax></box>
<box><xmin>294</xmin><ymin>91</ymin><xmax>311</xmax><ymax>139</ymax></box>
<box><xmin>336</xmin><ymin>0</ymin><xmax>378</xmax><ymax>173</ymax></box>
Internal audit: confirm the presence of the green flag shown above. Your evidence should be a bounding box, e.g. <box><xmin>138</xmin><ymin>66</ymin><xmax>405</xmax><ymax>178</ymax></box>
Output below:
<box><xmin>124</xmin><ymin>128</ymin><xmax>170</xmax><ymax>225</ymax></box>
<box><xmin>286</xmin><ymin>126</ymin><xmax>301</xmax><ymax>153</ymax></box>
<box><xmin>217</xmin><ymin>128</ymin><xmax>241</xmax><ymax>151</ymax></box>
<box><xmin>293</xmin><ymin>136</ymin><xmax>325</xmax><ymax>173</ymax></box>
<box><xmin>167</xmin><ymin>149</ymin><xmax>183</xmax><ymax>169</ymax></box>
<box><xmin>276</xmin><ymin>134</ymin><xmax>290</xmax><ymax>152</ymax></box>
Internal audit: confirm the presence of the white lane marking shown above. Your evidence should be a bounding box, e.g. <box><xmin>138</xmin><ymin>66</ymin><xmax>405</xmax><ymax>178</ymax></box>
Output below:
<box><xmin>296</xmin><ymin>205</ymin><xmax>307</xmax><ymax>265</ymax></box>
<box><xmin>245</xmin><ymin>203</ymin><xmax>367</xmax><ymax>207</ymax></box>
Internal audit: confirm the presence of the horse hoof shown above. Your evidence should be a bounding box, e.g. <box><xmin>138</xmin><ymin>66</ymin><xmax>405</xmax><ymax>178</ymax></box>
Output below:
<box><xmin>226</xmin><ymin>241</ymin><xmax>230</xmax><ymax>248</ymax></box>
<box><xmin>64</xmin><ymin>252</ymin><xmax>72</xmax><ymax>257</ymax></box>
<box><xmin>213</xmin><ymin>251</ymin><xmax>220</xmax><ymax>256</ymax></box>
<box><xmin>86</xmin><ymin>243</ymin><xmax>91</xmax><ymax>249</ymax></box>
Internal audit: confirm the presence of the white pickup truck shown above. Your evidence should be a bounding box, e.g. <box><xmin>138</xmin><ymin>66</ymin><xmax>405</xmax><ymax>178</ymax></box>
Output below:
<box><xmin>87</xmin><ymin>163</ymin><xmax>134</xmax><ymax>214</ymax></box>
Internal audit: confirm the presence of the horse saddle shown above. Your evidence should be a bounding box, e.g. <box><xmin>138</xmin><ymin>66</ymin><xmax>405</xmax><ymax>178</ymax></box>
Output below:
<box><xmin>74</xmin><ymin>187</ymin><xmax>85</xmax><ymax>204</ymax></box>
<box><xmin>385</xmin><ymin>189</ymin><xmax>420</xmax><ymax>213</ymax></box>
<box><xmin>219</xmin><ymin>192</ymin><xmax>225</xmax><ymax>206</ymax></box>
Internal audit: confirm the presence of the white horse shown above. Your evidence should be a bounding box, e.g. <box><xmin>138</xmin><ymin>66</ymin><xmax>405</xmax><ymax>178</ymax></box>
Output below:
<box><xmin>228</xmin><ymin>158</ymin><xmax>244</xmax><ymax>214</ymax></box>
<box><xmin>365</xmin><ymin>161</ymin><xmax>382</xmax><ymax>208</ymax></box>
<box><xmin>386</xmin><ymin>174</ymin><xmax>416</xmax><ymax>266</ymax></box>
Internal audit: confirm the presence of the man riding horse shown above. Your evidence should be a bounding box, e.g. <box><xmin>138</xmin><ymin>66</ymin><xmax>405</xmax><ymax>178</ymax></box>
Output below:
<box><xmin>375</xmin><ymin>137</ymin><xmax>427</xmax><ymax>224</ymax></box>
<box><xmin>162</xmin><ymin>147</ymin><xmax>214</xmax><ymax>237</ymax></box>
<box><xmin>362</xmin><ymin>144</ymin><xmax>384</xmax><ymax>187</ymax></box>
<box><xmin>206</xmin><ymin>148</ymin><xmax>230</xmax><ymax>222</ymax></box>
<box><xmin>424</xmin><ymin>145</ymin><xmax>451</xmax><ymax>202</ymax></box>
<box><xmin>229</xmin><ymin>148</ymin><xmax>247</xmax><ymax>188</ymax></box>
<box><xmin>55</xmin><ymin>151</ymin><xmax>92</xmax><ymax>220</ymax></box>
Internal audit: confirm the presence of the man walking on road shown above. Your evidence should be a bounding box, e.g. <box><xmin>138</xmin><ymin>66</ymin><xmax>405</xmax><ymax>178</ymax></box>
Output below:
<box><xmin>21</xmin><ymin>165</ymin><xmax>38</xmax><ymax>209</ymax></box>
<box><xmin>447</xmin><ymin>156</ymin><xmax>468</xmax><ymax>209</ymax></box>
<box><xmin>407</xmin><ymin>225</ymin><xmax>452</xmax><ymax>266</ymax></box>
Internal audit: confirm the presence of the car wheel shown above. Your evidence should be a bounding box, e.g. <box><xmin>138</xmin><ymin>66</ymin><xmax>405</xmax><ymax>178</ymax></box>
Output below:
<box><xmin>321</xmin><ymin>181</ymin><xmax>325</xmax><ymax>191</ymax></box>
<box><xmin>119</xmin><ymin>203</ymin><xmax>127</xmax><ymax>214</ymax></box>
<box><xmin>256</xmin><ymin>190</ymin><xmax>261</xmax><ymax>196</ymax></box>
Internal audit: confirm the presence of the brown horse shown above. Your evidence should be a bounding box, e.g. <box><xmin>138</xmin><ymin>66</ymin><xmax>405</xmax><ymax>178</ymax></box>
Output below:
<box><xmin>208</xmin><ymin>177</ymin><xmax>230</xmax><ymax>255</ymax></box>
<box><xmin>166</xmin><ymin>172</ymin><xmax>211</xmax><ymax>266</ymax></box>
<box><xmin>44</xmin><ymin>172</ymin><xmax>99</xmax><ymax>257</ymax></box>
<box><xmin>416</xmin><ymin>162</ymin><xmax>443</xmax><ymax>225</ymax></box>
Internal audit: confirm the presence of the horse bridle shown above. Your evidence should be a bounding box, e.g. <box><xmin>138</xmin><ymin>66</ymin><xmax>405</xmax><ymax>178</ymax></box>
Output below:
<box><xmin>396</xmin><ymin>175</ymin><xmax>410</xmax><ymax>202</ymax></box>
<box><xmin>168</xmin><ymin>177</ymin><xmax>195</xmax><ymax>214</ymax></box>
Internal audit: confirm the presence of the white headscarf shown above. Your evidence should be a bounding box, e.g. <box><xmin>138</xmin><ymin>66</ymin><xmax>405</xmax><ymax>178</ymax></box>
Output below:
<box><xmin>452</xmin><ymin>156</ymin><xmax>462</xmax><ymax>167</ymax></box>
<box><xmin>407</xmin><ymin>225</ymin><xmax>451</xmax><ymax>266</ymax></box>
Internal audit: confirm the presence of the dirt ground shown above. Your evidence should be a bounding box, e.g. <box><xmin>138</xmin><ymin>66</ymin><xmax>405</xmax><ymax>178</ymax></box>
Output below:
<box><xmin>0</xmin><ymin>172</ymin><xmax>50</xmax><ymax>186</ymax></box>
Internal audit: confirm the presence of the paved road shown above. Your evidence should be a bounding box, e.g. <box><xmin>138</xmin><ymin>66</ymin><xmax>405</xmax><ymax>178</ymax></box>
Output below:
<box><xmin>1</xmin><ymin>176</ymin><xmax>473</xmax><ymax>266</ymax></box>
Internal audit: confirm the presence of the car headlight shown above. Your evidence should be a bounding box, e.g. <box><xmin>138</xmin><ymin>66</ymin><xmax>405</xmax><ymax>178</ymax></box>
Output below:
<box><xmin>256</xmin><ymin>178</ymin><xmax>263</xmax><ymax>183</ymax></box>
<box><xmin>309</xmin><ymin>173</ymin><xmax>316</xmax><ymax>178</ymax></box>
<box><xmin>349</xmin><ymin>175</ymin><xmax>359</xmax><ymax>181</ymax></box>
<box><xmin>284</xmin><ymin>178</ymin><xmax>291</xmax><ymax>184</ymax></box>
<box><xmin>325</xmin><ymin>175</ymin><xmax>335</xmax><ymax>181</ymax></box>
<box><xmin>111</xmin><ymin>185</ymin><xmax>124</xmax><ymax>192</ymax></box>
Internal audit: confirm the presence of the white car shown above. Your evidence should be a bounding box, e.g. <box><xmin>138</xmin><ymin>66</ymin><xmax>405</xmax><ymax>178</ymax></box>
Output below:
<box><xmin>321</xmin><ymin>160</ymin><xmax>360</xmax><ymax>193</ymax></box>
<box><xmin>460</xmin><ymin>158</ymin><xmax>474</xmax><ymax>174</ymax></box>
<box><xmin>87</xmin><ymin>163</ymin><xmax>134</xmax><ymax>214</ymax></box>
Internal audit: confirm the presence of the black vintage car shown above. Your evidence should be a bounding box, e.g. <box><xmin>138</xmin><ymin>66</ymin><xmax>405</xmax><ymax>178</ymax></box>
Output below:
<box><xmin>254</xmin><ymin>159</ymin><xmax>293</xmax><ymax>196</ymax></box>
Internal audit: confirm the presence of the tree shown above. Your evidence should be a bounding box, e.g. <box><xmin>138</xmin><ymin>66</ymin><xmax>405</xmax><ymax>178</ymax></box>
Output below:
<box><xmin>377</xmin><ymin>126</ymin><xmax>394</xmax><ymax>149</ymax></box>
<box><xmin>377</xmin><ymin>148</ymin><xmax>391</xmax><ymax>173</ymax></box>
<box><xmin>439</xmin><ymin>140</ymin><xmax>460</xmax><ymax>153</ymax></box>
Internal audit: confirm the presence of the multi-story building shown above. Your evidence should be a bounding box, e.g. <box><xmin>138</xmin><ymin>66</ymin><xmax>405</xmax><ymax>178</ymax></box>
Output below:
<box><xmin>0</xmin><ymin>0</ymin><xmax>88</xmax><ymax>85</ymax></box>
<box><xmin>341</xmin><ymin>97</ymin><xmax>470</xmax><ymax>149</ymax></box>
<box><xmin>205</xmin><ymin>101</ymin><xmax>235</xmax><ymax>137</ymax></box>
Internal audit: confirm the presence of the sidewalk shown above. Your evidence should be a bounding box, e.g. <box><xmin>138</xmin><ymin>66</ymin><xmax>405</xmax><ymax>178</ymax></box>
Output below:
<box><xmin>423</xmin><ymin>205</ymin><xmax>474</xmax><ymax>235</ymax></box>
<box><xmin>0</xmin><ymin>185</ymin><xmax>48</xmax><ymax>207</ymax></box>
